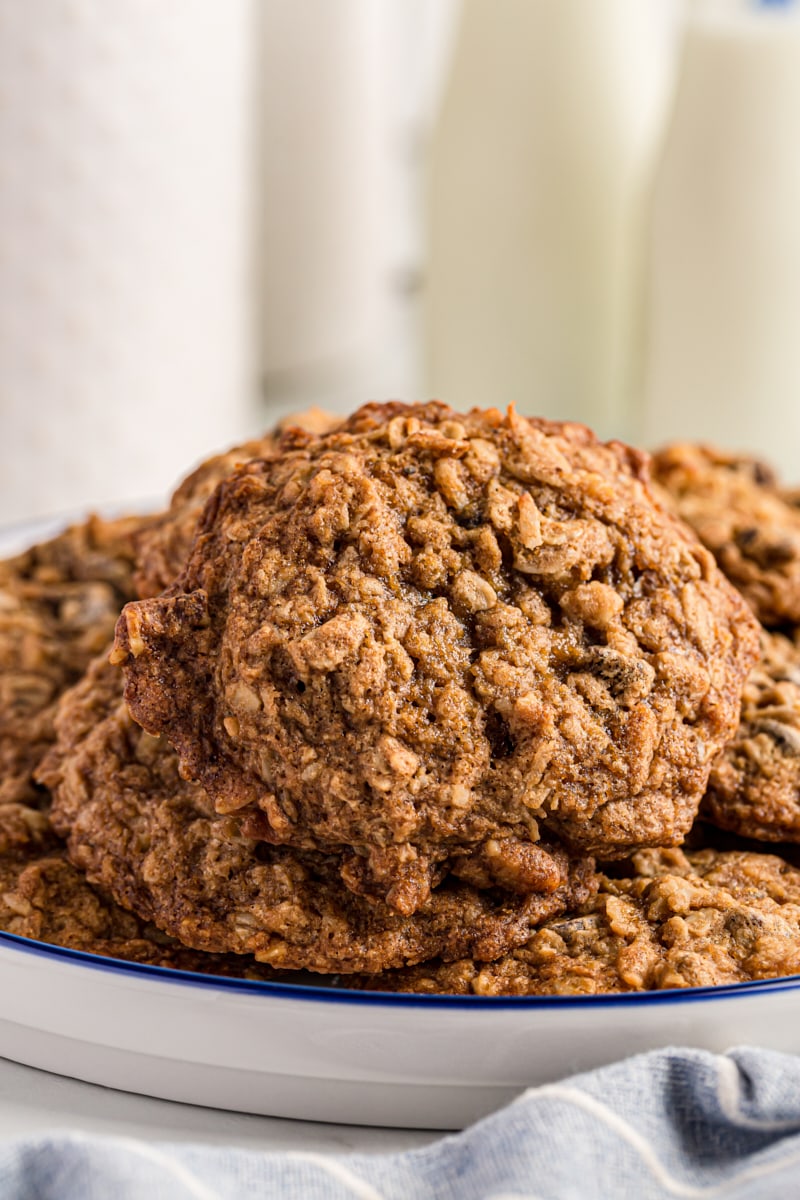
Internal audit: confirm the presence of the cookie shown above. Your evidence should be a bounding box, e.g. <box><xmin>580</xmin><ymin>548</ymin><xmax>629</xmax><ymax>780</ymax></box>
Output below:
<box><xmin>0</xmin><ymin>739</ymin><xmax>291</xmax><ymax>981</ymax></box>
<box><xmin>0</xmin><ymin>800</ymin><xmax>286</xmax><ymax>978</ymax></box>
<box><xmin>0</xmin><ymin>512</ymin><xmax>148</xmax><ymax>600</ymax></box>
<box><xmin>0</xmin><ymin>514</ymin><xmax>144</xmax><ymax>804</ymax></box>
<box><xmin>41</xmin><ymin>656</ymin><xmax>596</xmax><ymax>974</ymax></box>
<box><xmin>355</xmin><ymin>848</ymin><xmax>800</xmax><ymax>994</ymax></box>
<box><xmin>703</xmin><ymin>629</ymin><xmax>800</xmax><ymax>842</ymax></box>
<box><xmin>114</xmin><ymin>402</ymin><xmax>758</xmax><ymax>911</ymax></box>
<box><xmin>651</xmin><ymin>442</ymin><xmax>800</xmax><ymax>627</ymax></box>
<box><xmin>134</xmin><ymin>408</ymin><xmax>340</xmax><ymax>597</ymax></box>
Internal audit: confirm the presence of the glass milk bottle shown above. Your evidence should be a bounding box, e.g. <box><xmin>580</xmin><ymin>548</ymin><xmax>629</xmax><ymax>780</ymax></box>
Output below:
<box><xmin>642</xmin><ymin>0</ymin><xmax>800</xmax><ymax>481</ymax></box>
<box><xmin>425</xmin><ymin>0</ymin><xmax>680</xmax><ymax>440</ymax></box>
<box><xmin>257</xmin><ymin>0</ymin><xmax>461</xmax><ymax>423</ymax></box>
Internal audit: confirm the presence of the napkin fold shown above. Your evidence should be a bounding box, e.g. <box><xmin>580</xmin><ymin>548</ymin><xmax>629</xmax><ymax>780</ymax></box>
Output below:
<box><xmin>3</xmin><ymin>1046</ymin><xmax>800</xmax><ymax>1199</ymax></box>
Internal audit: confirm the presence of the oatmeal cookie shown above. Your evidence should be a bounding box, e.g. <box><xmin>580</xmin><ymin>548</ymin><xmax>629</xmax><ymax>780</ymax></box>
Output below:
<box><xmin>134</xmin><ymin>408</ymin><xmax>340</xmax><ymax>597</ymax></box>
<box><xmin>0</xmin><ymin>800</ymin><xmax>57</xmax><ymax>858</ymax></box>
<box><xmin>0</xmin><ymin>511</ymin><xmax>153</xmax><ymax>601</ymax></box>
<box><xmin>651</xmin><ymin>442</ymin><xmax>800</xmax><ymax>627</ymax></box>
<box><xmin>703</xmin><ymin>629</ymin><xmax>800</xmax><ymax>842</ymax></box>
<box><xmin>42</xmin><ymin>656</ymin><xmax>595</xmax><ymax>974</ymax></box>
<box><xmin>0</xmin><ymin>518</ymin><xmax>144</xmax><ymax>805</ymax></box>
<box><xmin>356</xmin><ymin>847</ymin><xmax>800</xmax><ymax>994</ymax></box>
<box><xmin>0</xmin><ymin>800</ymin><xmax>286</xmax><ymax>977</ymax></box>
<box><xmin>114</xmin><ymin>402</ymin><xmax>758</xmax><ymax>912</ymax></box>
<box><xmin>0</xmin><ymin>775</ymin><xmax>291</xmax><ymax>981</ymax></box>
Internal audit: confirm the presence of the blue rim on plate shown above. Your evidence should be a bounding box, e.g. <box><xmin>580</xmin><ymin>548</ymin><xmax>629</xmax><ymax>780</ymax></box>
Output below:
<box><xmin>2</xmin><ymin>928</ymin><xmax>800</xmax><ymax>1009</ymax></box>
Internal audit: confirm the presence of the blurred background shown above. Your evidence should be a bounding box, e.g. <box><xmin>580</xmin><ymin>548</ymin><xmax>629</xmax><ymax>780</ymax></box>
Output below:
<box><xmin>0</xmin><ymin>0</ymin><xmax>799</xmax><ymax>521</ymax></box>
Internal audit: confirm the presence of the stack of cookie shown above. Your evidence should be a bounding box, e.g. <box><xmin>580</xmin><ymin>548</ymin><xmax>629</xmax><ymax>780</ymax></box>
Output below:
<box><xmin>5</xmin><ymin>403</ymin><xmax>800</xmax><ymax>995</ymax></box>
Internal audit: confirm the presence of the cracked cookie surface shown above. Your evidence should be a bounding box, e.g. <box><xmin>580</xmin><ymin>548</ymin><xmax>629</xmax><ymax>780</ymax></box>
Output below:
<box><xmin>114</xmin><ymin>402</ymin><xmax>759</xmax><ymax>912</ymax></box>
<box><xmin>41</xmin><ymin>656</ymin><xmax>595</xmax><ymax>974</ymax></box>
<box><xmin>354</xmin><ymin>848</ymin><xmax>800</xmax><ymax>994</ymax></box>
<box><xmin>651</xmin><ymin>442</ymin><xmax>800</xmax><ymax>627</ymax></box>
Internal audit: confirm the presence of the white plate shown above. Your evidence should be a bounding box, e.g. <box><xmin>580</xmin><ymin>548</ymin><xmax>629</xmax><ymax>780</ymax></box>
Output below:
<box><xmin>3</xmin><ymin>511</ymin><xmax>799</xmax><ymax>1130</ymax></box>
<box><xmin>2</xmin><ymin>933</ymin><xmax>800</xmax><ymax>1130</ymax></box>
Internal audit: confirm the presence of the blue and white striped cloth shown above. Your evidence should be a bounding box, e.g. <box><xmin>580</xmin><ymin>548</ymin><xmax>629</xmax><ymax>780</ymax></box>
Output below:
<box><xmin>4</xmin><ymin>1047</ymin><xmax>800</xmax><ymax>1198</ymax></box>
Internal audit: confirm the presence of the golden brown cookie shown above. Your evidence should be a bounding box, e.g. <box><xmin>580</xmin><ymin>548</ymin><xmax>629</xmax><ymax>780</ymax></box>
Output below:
<box><xmin>0</xmin><ymin>800</ymin><xmax>285</xmax><ymax>979</ymax></box>
<box><xmin>41</xmin><ymin>656</ymin><xmax>596</xmax><ymax>975</ymax></box>
<box><xmin>0</xmin><ymin>512</ymin><xmax>148</xmax><ymax>599</ymax></box>
<box><xmin>0</xmin><ymin>515</ymin><xmax>146</xmax><ymax>805</ymax></box>
<box><xmin>651</xmin><ymin>442</ymin><xmax>800</xmax><ymax>627</ymax></box>
<box><xmin>114</xmin><ymin>402</ymin><xmax>758</xmax><ymax>912</ymax></box>
<box><xmin>355</xmin><ymin>847</ymin><xmax>800</xmax><ymax>994</ymax></box>
<box><xmin>703</xmin><ymin>629</ymin><xmax>800</xmax><ymax>842</ymax></box>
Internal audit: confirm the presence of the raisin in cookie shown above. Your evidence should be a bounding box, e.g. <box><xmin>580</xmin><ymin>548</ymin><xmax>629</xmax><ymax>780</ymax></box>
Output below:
<box><xmin>651</xmin><ymin>442</ymin><xmax>800</xmax><ymax>627</ymax></box>
<box><xmin>355</xmin><ymin>848</ymin><xmax>800</xmax><ymax>994</ymax></box>
<box><xmin>114</xmin><ymin>403</ymin><xmax>758</xmax><ymax>913</ymax></box>
<box><xmin>41</xmin><ymin>656</ymin><xmax>595</xmax><ymax>974</ymax></box>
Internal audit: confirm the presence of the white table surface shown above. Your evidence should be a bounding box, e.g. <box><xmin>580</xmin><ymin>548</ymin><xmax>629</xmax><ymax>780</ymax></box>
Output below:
<box><xmin>0</xmin><ymin>1055</ymin><xmax>440</xmax><ymax>1155</ymax></box>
